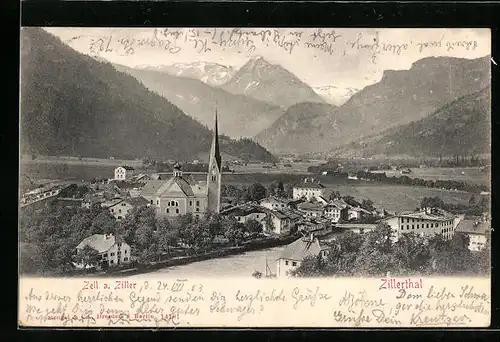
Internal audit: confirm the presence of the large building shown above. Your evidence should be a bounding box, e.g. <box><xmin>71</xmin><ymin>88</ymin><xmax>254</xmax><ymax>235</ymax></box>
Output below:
<box><xmin>140</xmin><ymin>112</ymin><xmax>222</xmax><ymax>218</ymax></box>
<box><xmin>292</xmin><ymin>178</ymin><xmax>326</xmax><ymax>201</ymax></box>
<box><xmin>114</xmin><ymin>166</ymin><xmax>135</xmax><ymax>181</ymax></box>
<box><xmin>380</xmin><ymin>207</ymin><xmax>462</xmax><ymax>241</ymax></box>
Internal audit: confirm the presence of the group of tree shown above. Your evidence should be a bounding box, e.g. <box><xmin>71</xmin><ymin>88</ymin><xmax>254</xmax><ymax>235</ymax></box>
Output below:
<box><xmin>354</xmin><ymin>170</ymin><xmax>489</xmax><ymax>194</ymax></box>
<box><xmin>19</xmin><ymin>200</ymin><xmax>264</xmax><ymax>274</ymax></box>
<box><xmin>19</xmin><ymin>201</ymin><xmax>118</xmax><ymax>275</ymax></box>
<box><xmin>221</xmin><ymin>181</ymin><xmax>293</xmax><ymax>205</ymax></box>
<box><xmin>420</xmin><ymin>196</ymin><xmax>489</xmax><ymax>217</ymax></box>
<box><xmin>290</xmin><ymin>223</ymin><xmax>490</xmax><ymax>278</ymax></box>
<box><xmin>58</xmin><ymin>184</ymin><xmax>90</xmax><ymax>199</ymax></box>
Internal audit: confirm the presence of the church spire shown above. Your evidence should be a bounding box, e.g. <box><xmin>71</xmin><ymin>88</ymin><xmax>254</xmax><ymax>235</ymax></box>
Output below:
<box><xmin>206</xmin><ymin>104</ymin><xmax>222</xmax><ymax>214</ymax></box>
<box><xmin>211</xmin><ymin>105</ymin><xmax>221</xmax><ymax>171</ymax></box>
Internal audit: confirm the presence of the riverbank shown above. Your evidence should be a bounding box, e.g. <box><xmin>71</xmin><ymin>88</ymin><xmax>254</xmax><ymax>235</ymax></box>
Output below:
<box><xmin>100</xmin><ymin>233</ymin><xmax>301</xmax><ymax>278</ymax></box>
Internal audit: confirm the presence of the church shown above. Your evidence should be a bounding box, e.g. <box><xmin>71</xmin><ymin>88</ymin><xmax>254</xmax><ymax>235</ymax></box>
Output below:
<box><xmin>140</xmin><ymin>112</ymin><xmax>222</xmax><ymax>218</ymax></box>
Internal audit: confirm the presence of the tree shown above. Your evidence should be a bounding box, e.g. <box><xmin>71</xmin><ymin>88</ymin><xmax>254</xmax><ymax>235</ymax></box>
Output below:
<box><xmin>421</xmin><ymin>196</ymin><xmax>445</xmax><ymax>209</ymax></box>
<box><xmin>264</xmin><ymin>214</ymin><xmax>275</xmax><ymax>234</ymax></box>
<box><xmin>392</xmin><ymin>233</ymin><xmax>432</xmax><ymax>275</ymax></box>
<box><xmin>353</xmin><ymin>223</ymin><xmax>396</xmax><ymax>277</ymax></box>
<box><xmin>342</xmin><ymin>196</ymin><xmax>360</xmax><ymax>207</ymax></box>
<box><xmin>361</xmin><ymin>199</ymin><xmax>375</xmax><ymax>212</ymax></box>
<box><xmin>290</xmin><ymin>254</ymin><xmax>326</xmax><ymax>277</ymax></box>
<box><xmin>73</xmin><ymin>245</ymin><xmax>100</xmax><ymax>268</ymax></box>
<box><xmin>222</xmin><ymin>218</ymin><xmax>245</xmax><ymax>246</ymax></box>
<box><xmin>157</xmin><ymin>218</ymin><xmax>179</xmax><ymax>257</ymax></box>
<box><xmin>329</xmin><ymin>191</ymin><xmax>341</xmax><ymax>201</ymax></box>
<box><xmin>248</xmin><ymin>183</ymin><xmax>267</xmax><ymax>202</ymax></box>
<box><xmin>245</xmin><ymin>219</ymin><xmax>263</xmax><ymax>234</ymax></box>
<box><xmin>90</xmin><ymin>210</ymin><xmax>117</xmax><ymax>235</ymax></box>
<box><xmin>267</xmin><ymin>181</ymin><xmax>278</xmax><ymax>197</ymax></box>
<box><xmin>277</xmin><ymin>181</ymin><xmax>285</xmax><ymax>198</ymax></box>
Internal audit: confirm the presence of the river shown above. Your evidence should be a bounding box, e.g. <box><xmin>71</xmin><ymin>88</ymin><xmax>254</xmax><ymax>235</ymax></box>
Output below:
<box><xmin>128</xmin><ymin>246</ymin><xmax>285</xmax><ymax>279</ymax></box>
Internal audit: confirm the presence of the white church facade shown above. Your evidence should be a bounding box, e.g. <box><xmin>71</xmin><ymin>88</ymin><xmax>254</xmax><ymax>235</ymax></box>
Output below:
<box><xmin>140</xmin><ymin>112</ymin><xmax>222</xmax><ymax>218</ymax></box>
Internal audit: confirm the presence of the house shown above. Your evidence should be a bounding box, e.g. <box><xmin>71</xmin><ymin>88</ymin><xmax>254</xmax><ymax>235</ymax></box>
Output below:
<box><xmin>265</xmin><ymin>210</ymin><xmax>290</xmax><ymax>235</ymax></box>
<box><xmin>455</xmin><ymin>217</ymin><xmax>490</xmax><ymax>251</ymax></box>
<box><xmin>296</xmin><ymin>218</ymin><xmax>330</xmax><ymax>233</ymax></box>
<box><xmin>323</xmin><ymin>200</ymin><xmax>349</xmax><ymax>223</ymax></box>
<box><xmin>348</xmin><ymin>206</ymin><xmax>372</xmax><ymax>221</ymax></box>
<box><xmin>276</xmin><ymin>234</ymin><xmax>331</xmax><ymax>277</ymax></box>
<box><xmin>297</xmin><ymin>202</ymin><xmax>324</xmax><ymax>218</ymax></box>
<box><xmin>140</xmin><ymin>112</ymin><xmax>222</xmax><ymax>219</ymax></box>
<box><xmin>221</xmin><ymin>204</ymin><xmax>268</xmax><ymax>225</ymax></box>
<box><xmin>108</xmin><ymin>197</ymin><xmax>149</xmax><ymax>221</ymax></box>
<box><xmin>380</xmin><ymin>207</ymin><xmax>460</xmax><ymax>241</ymax></box>
<box><xmin>260</xmin><ymin>196</ymin><xmax>289</xmax><ymax>210</ymax></box>
<box><xmin>292</xmin><ymin>178</ymin><xmax>326</xmax><ymax>201</ymax></box>
<box><xmin>114</xmin><ymin>166</ymin><xmax>135</xmax><ymax>181</ymax></box>
<box><xmin>75</xmin><ymin>234</ymin><xmax>131</xmax><ymax>268</ymax></box>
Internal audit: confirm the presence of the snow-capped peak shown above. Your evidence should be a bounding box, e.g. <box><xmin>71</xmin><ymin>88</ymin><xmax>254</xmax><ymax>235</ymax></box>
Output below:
<box><xmin>313</xmin><ymin>85</ymin><xmax>360</xmax><ymax>106</ymax></box>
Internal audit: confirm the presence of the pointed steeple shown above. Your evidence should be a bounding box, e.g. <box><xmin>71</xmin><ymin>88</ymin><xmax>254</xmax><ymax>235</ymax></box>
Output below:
<box><xmin>206</xmin><ymin>103</ymin><xmax>222</xmax><ymax>214</ymax></box>
<box><xmin>211</xmin><ymin>106</ymin><xmax>222</xmax><ymax>171</ymax></box>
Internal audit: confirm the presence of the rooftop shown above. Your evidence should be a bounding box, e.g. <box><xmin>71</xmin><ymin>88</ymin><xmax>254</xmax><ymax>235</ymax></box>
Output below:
<box><xmin>334</xmin><ymin>223</ymin><xmax>377</xmax><ymax>229</ymax></box>
<box><xmin>123</xmin><ymin>197</ymin><xmax>150</xmax><ymax>207</ymax></box>
<box><xmin>390</xmin><ymin>208</ymin><xmax>456</xmax><ymax>222</ymax></box>
<box><xmin>294</xmin><ymin>182</ymin><xmax>325</xmax><ymax>189</ymax></box>
<box><xmin>298</xmin><ymin>202</ymin><xmax>324</xmax><ymax>211</ymax></box>
<box><xmin>456</xmin><ymin>218</ymin><xmax>490</xmax><ymax>235</ymax></box>
<box><xmin>221</xmin><ymin>204</ymin><xmax>268</xmax><ymax>217</ymax></box>
<box><xmin>278</xmin><ymin>236</ymin><xmax>328</xmax><ymax>261</ymax></box>
<box><xmin>76</xmin><ymin>234</ymin><xmax>125</xmax><ymax>254</ymax></box>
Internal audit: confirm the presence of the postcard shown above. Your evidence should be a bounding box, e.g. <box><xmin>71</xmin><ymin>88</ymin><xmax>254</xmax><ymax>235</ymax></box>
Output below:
<box><xmin>18</xmin><ymin>27</ymin><xmax>491</xmax><ymax>328</ymax></box>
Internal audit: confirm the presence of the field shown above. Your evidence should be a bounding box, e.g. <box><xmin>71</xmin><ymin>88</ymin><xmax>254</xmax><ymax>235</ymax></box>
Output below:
<box><xmin>372</xmin><ymin>167</ymin><xmax>490</xmax><ymax>186</ymax></box>
<box><xmin>330</xmin><ymin>184</ymin><xmax>474</xmax><ymax>213</ymax></box>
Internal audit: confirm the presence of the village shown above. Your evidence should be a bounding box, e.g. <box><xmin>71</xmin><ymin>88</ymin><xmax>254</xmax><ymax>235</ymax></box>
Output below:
<box><xmin>19</xmin><ymin>114</ymin><xmax>491</xmax><ymax>278</ymax></box>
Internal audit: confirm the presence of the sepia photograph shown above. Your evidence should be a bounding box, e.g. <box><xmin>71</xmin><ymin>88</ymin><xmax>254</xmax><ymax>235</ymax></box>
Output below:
<box><xmin>18</xmin><ymin>27</ymin><xmax>491</xmax><ymax>327</ymax></box>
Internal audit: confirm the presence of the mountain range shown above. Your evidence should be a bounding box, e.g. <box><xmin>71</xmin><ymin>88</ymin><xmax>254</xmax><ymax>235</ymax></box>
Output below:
<box><xmin>332</xmin><ymin>87</ymin><xmax>491</xmax><ymax>158</ymax></box>
<box><xmin>221</xmin><ymin>56</ymin><xmax>325</xmax><ymax>108</ymax></box>
<box><xmin>256</xmin><ymin>55</ymin><xmax>490</xmax><ymax>155</ymax></box>
<box><xmin>134</xmin><ymin>62</ymin><xmax>237</xmax><ymax>86</ymax></box>
<box><xmin>113</xmin><ymin>64</ymin><xmax>285</xmax><ymax>138</ymax></box>
<box><xmin>20</xmin><ymin>28</ymin><xmax>276</xmax><ymax>162</ymax></box>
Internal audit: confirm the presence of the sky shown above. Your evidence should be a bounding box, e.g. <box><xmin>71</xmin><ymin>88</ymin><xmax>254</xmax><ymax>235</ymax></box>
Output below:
<box><xmin>44</xmin><ymin>27</ymin><xmax>490</xmax><ymax>89</ymax></box>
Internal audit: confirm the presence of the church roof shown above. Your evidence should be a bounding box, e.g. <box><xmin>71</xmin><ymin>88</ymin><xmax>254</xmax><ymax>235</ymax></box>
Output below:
<box><xmin>172</xmin><ymin>177</ymin><xmax>195</xmax><ymax>197</ymax></box>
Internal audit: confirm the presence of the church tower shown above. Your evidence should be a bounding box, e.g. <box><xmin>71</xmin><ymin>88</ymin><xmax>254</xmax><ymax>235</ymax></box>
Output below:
<box><xmin>206</xmin><ymin>109</ymin><xmax>222</xmax><ymax>213</ymax></box>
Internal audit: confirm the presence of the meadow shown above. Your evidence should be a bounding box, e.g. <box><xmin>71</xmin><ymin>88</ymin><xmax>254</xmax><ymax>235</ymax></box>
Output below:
<box><xmin>372</xmin><ymin>167</ymin><xmax>489</xmax><ymax>186</ymax></box>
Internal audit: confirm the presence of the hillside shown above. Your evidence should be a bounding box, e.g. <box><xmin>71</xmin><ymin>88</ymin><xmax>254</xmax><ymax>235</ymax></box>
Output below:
<box><xmin>255</xmin><ymin>102</ymin><xmax>339</xmax><ymax>153</ymax></box>
<box><xmin>222</xmin><ymin>56</ymin><xmax>325</xmax><ymax>108</ymax></box>
<box><xmin>332</xmin><ymin>88</ymin><xmax>491</xmax><ymax>158</ymax></box>
<box><xmin>20</xmin><ymin>28</ymin><xmax>276</xmax><ymax>162</ymax></box>
<box><xmin>113</xmin><ymin>64</ymin><xmax>285</xmax><ymax>138</ymax></box>
<box><xmin>256</xmin><ymin>56</ymin><xmax>490</xmax><ymax>154</ymax></box>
